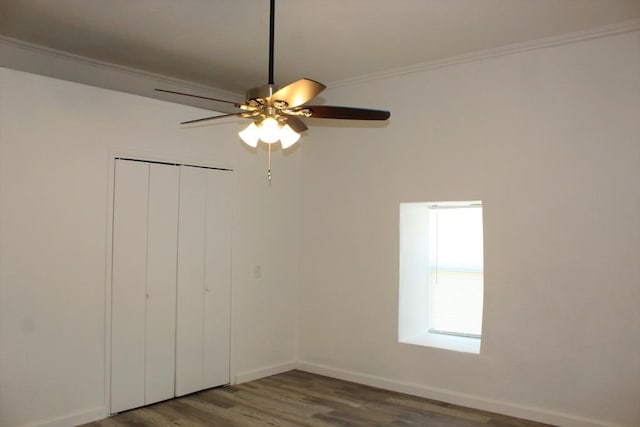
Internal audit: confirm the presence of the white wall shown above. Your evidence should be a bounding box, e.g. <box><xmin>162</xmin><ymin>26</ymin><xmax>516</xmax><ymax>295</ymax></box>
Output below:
<box><xmin>0</xmin><ymin>67</ymin><xmax>299</xmax><ymax>427</ymax></box>
<box><xmin>2</xmin><ymin>27</ymin><xmax>639</xmax><ymax>427</ymax></box>
<box><xmin>298</xmin><ymin>31</ymin><xmax>640</xmax><ymax>427</ymax></box>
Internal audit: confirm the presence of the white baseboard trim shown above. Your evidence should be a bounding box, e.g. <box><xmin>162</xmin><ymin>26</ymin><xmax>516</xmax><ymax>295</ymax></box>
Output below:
<box><xmin>21</xmin><ymin>363</ymin><xmax>617</xmax><ymax>427</ymax></box>
<box><xmin>27</xmin><ymin>406</ymin><xmax>106</xmax><ymax>427</ymax></box>
<box><xmin>234</xmin><ymin>361</ymin><xmax>297</xmax><ymax>384</ymax></box>
<box><xmin>296</xmin><ymin>361</ymin><xmax>615</xmax><ymax>427</ymax></box>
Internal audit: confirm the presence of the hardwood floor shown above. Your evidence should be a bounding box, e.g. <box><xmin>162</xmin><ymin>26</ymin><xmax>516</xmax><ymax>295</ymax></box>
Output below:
<box><xmin>82</xmin><ymin>370</ymin><xmax>555</xmax><ymax>426</ymax></box>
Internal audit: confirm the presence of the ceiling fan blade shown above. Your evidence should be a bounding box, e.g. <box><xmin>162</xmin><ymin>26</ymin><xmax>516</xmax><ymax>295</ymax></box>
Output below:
<box><xmin>302</xmin><ymin>105</ymin><xmax>390</xmax><ymax>120</ymax></box>
<box><xmin>156</xmin><ymin>89</ymin><xmax>241</xmax><ymax>108</ymax></box>
<box><xmin>285</xmin><ymin>116</ymin><xmax>308</xmax><ymax>133</ymax></box>
<box><xmin>181</xmin><ymin>112</ymin><xmax>245</xmax><ymax>125</ymax></box>
<box><xmin>271</xmin><ymin>78</ymin><xmax>326</xmax><ymax>108</ymax></box>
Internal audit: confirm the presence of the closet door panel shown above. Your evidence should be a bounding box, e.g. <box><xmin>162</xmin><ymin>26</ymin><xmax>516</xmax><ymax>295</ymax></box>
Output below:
<box><xmin>111</xmin><ymin>160</ymin><xmax>148</xmax><ymax>413</ymax></box>
<box><xmin>203</xmin><ymin>170</ymin><xmax>232</xmax><ymax>388</ymax></box>
<box><xmin>144</xmin><ymin>164</ymin><xmax>179</xmax><ymax>405</ymax></box>
<box><xmin>175</xmin><ymin>166</ymin><xmax>206</xmax><ymax>396</ymax></box>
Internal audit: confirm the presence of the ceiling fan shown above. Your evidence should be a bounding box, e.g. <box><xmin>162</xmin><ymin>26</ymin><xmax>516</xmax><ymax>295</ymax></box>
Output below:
<box><xmin>155</xmin><ymin>0</ymin><xmax>390</xmax><ymax>178</ymax></box>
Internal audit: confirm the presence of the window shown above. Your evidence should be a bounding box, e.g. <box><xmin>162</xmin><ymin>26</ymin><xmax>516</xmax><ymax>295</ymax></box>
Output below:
<box><xmin>399</xmin><ymin>201</ymin><xmax>484</xmax><ymax>353</ymax></box>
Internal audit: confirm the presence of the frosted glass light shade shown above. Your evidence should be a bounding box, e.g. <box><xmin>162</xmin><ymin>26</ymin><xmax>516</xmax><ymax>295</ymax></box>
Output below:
<box><xmin>238</xmin><ymin>122</ymin><xmax>259</xmax><ymax>147</ymax></box>
<box><xmin>258</xmin><ymin>117</ymin><xmax>280</xmax><ymax>143</ymax></box>
<box><xmin>280</xmin><ymin>124</ymin><xmax>300</xmax><ymax>149</ymax></box>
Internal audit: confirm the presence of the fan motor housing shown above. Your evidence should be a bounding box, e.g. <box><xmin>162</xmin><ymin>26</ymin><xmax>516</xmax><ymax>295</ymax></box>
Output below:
<box><xmin>246</xmin><ymin>83</ymin><xmax>280</xmax><ymax>104</ymax></box>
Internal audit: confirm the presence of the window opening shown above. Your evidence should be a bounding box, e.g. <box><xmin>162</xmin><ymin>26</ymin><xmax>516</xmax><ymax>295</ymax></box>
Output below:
<box><xmin>398</xmin><ymin>200</ymin><xmax>484</xmax><ymax>353</ymax></box>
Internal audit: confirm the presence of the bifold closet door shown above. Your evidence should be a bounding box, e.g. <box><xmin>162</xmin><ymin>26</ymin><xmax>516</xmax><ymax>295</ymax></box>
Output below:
<box><xmin>111</xmin><ymin>160</ymin><xmax>179</xmax><ymax>413</ymax></box>
<box><xmin>175</xmin><ymin>166</ymin><xmax>232</xmax><ymax>396</ymax></box>
<box><xmin>144</xmin><ymin>164</ymin><xmax>179</xmax><ymax>404</ymax></box>
<box><xmin>111</xmin><ymin>160</ymin><xmax>148</xmax><ymax>413</ymax></box>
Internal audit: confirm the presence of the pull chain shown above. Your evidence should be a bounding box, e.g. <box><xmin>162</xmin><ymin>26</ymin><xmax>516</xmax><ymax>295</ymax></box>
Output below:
<box><xmin>267</xmin><ymin>143</ymin><xmax>272</xmax><ymax>182</ymax></box>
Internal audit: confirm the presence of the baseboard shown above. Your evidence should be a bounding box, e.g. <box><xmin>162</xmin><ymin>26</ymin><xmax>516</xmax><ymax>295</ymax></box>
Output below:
<box><xmin>234</xmin><ymin>361</ymin><xmax>297</xmax><ymax>384</ymax></box>
<box><xmin>18</xmin><ymin>363</ymin><xmax>617</xmax><ymax>427</ymax></box>
<box><xmin>296</xmin><ymin>361</ymin><xmax>615</xmax><ymax>427</ymax></box>
<box><xmin>26</xmin><ymin>406</ymin><xmax>106</xmax><ymax>427</ymax></box>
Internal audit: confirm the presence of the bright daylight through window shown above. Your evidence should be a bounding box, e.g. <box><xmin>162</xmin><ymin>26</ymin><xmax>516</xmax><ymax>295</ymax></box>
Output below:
<box><xmin>399</xmin><ymin>201</ymin><xmax>484</xmax><ymax>353</ymax></box>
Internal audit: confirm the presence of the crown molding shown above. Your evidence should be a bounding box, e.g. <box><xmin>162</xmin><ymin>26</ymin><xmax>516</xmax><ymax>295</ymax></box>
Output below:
<box><xmin>0</xmin><ymin>35</ymin><xmax>243</xmax><ymax>113</ymax></box>
<box><xmin>328</xmin><ymin>19</ymin><xmax>640</xmax><ymax>89</ymax></box>
<box><xmin>2</xmin><ymin>18</ymin><xmax>639</xmax><ymax>99</ymax></box>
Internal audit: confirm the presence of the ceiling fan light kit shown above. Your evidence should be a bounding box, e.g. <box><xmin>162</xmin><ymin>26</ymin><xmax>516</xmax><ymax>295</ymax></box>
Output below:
<box><xmin>156</xmin><ymin>0</ymin><xmax>390</xmax><ymax>180</ymax></box>
<box><xmin>238</xmin><ymin>122</ymin><xmax>260</xmax><ymax>148</ymax></box>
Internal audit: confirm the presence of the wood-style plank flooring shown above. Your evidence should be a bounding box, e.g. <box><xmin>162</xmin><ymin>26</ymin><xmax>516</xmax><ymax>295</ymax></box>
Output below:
<box><xmin>81</xmin><ymin>370</ymin><xmax>555</xmax><ymax>426</ymax></box>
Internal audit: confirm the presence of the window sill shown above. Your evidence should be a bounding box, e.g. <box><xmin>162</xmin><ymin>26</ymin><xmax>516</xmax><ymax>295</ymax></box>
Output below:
<box><xmin>400</xmin><ymin>331</ymin><xmax>481</xmax><ymax>354</ymax></box>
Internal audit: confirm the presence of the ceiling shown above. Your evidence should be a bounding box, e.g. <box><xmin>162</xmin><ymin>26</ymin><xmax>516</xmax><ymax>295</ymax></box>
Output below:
<box><xmin>1</xmin><ymin>0</ymin><xmax>640</xmax><ymax>97</ymax></box>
